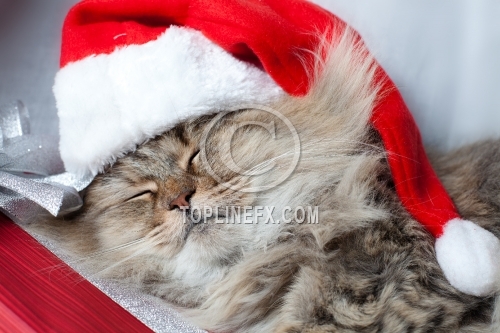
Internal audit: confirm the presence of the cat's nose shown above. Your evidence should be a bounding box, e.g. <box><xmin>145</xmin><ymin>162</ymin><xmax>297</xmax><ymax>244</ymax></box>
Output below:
<box><xmin>169</xmin><ymin>190</ymin><xmax>194</xmax><ymax>210</ymax></box>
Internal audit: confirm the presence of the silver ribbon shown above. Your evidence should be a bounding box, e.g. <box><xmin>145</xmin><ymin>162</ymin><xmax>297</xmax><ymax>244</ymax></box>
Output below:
<box><xmin>0</xmin><ymin>101</ymin><xmax>92</xmax><ymax>223</ymax></box>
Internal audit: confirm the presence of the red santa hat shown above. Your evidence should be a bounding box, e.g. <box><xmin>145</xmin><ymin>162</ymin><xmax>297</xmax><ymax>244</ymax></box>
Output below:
<box><xmin>55</xmin><ymin>0</ymin><xmax>499</xmax><ymax>296</ymax></box>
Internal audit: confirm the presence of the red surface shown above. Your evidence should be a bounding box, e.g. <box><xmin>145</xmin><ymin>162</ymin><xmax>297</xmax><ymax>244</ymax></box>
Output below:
<box><xmin>59</xmin><ymin>0</ymin><xmax>459</xmax><ymax>236</ymax></box>
<box><xmin>0</xmin><ymin>215</ymin><xmax>152</xmax><ymax>333</ymax></box>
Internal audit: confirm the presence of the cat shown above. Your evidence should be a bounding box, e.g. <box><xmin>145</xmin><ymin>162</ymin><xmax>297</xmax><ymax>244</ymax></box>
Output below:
<box><xmin>28</xmin><ymin>32</ymin><xmax>500</xmax><ymax>332</ymax></box>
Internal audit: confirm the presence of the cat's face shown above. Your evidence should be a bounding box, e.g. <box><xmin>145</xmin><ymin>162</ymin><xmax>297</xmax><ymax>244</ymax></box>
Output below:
<box><xmin>65</xmin><ymin>33</ymin><xmax>383</xmax><ymax>310</ymax></box>
<box><xmin>81</xmin><ymin>109</ymin><xmax>299</xmax><ymax>285</ymax></box>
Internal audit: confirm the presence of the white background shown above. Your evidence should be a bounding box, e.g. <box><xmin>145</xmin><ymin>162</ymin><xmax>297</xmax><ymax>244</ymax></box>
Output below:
<box><xmin>314</xmin><ymin>0</ymin><xmax>500</xmax><ymax>149</ymax></box>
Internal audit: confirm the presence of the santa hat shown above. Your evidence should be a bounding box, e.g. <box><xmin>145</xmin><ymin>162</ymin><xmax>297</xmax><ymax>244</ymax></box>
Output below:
<box><xmin>55</xmin><ymin>0</ymin><xmax>499</xmax><ymax>297</ymax></box>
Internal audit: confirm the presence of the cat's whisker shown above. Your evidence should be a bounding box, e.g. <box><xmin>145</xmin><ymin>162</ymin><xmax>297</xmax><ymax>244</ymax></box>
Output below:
<box><xmin>221</xmin><ymin>152</ymin><xmax>298</xmax><ymax>191</ymax></box>
<box><xmin>88</xmin><ymin>245</ymin><xmax>152</xmax><ymax>278</ymax></box>
<box><xmin>301</xmin><ymin>137</ymin><xmax>384</xmax><ymax>152</ymax></box>
<box><xmin>301</xmin><ymin>137</ymin><xmax>418</xmax><ymax>162</ymax></box>
<box><xmin>32</xmin><ymin>238</ymin><xmax>148</xmax><ymax>281</ymax></box>
<box><xmin>64</xmin><ymin>238</ymin><xmax>147</xmax><ymax>266</ymax></box>
<box><xmin>33</xmin><ymin>261</ymin><xmax>83</xmax><ymax>277</ymax></box>
<box><xmin>224</xmin><ymin>143</ymin><xmax>378</xmax><ymax>192</ymax></box>
<box><xmin>73</xmin><ymin>237</ymin><xmax>144</xmax><ymax>263</ymax></box>
<box><xmin>244</xmin><ymin>150</ymin><xmax>297</xmax><ymax>172</ymax></box>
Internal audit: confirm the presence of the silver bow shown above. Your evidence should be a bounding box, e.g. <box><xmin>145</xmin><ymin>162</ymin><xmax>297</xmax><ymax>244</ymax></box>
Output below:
<box><xmin>0</xmin><ymin>101</ymin><xmax>92</xmax><ymax>223</ymax></box>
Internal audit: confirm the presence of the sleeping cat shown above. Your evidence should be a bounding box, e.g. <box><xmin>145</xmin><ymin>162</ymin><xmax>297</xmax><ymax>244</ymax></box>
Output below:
<box><xmin>29</xmin><ymin>32</ymin><xmax>500</xmax><ymax>332</ymax></box>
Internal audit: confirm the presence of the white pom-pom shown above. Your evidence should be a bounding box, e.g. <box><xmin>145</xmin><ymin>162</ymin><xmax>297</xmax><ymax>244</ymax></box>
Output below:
<box><xmin>435</xmin><ymin>218</ymin><xmax>500</xmax><ymax>296</ymax></box>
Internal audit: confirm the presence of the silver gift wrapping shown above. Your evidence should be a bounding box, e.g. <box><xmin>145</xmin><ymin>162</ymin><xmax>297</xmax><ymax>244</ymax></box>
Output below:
<box><xmin>0</xmin><ymin>101</ymin><xmax>91</xmax><ymax>222</ymax></box>
<box><xmin>0</xmin><ymin>101</ymin><xmax>206</xmax><ymax>332</ymax></box>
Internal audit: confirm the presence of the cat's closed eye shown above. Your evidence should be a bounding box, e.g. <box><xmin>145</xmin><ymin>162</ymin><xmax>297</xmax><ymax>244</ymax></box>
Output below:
<box><xmin>124</xmin><ymin>183</ymin><xmax>158</xmax><ymax>202</ymax></box>
<box><xmin>126</xmin><ymin>190</ymin><xmax>154</xmax><ymax>202</ymax></box>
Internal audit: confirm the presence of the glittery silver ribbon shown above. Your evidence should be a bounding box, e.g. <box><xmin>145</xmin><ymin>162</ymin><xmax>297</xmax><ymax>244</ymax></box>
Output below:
<box><xmin>0</xmin><ymin>101</ymin><xmax>92</xmax><ymax>223</ymax></box>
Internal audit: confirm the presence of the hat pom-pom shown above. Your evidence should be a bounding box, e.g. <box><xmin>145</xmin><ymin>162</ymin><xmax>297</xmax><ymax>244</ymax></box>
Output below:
<box><xmin>435</xmin><ymin>218</ymin><xmax>500</xmax><ymax>296</ymax></box>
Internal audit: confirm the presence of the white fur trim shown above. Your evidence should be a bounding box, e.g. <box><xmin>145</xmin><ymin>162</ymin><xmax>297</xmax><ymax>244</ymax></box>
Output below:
<box><xmin>435</xmin><ymin>218</ymin><xmax>500</xmax><ymax>296</ymax></box>
<box><xmin>54</xmin><ymin>26</ymin><xmax>283</xmax><ymax>176</ymax></box>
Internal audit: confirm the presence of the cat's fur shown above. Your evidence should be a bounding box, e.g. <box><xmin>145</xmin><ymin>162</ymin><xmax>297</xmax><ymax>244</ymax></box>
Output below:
<box><xmin>28</xmin><ymin>32</ymin><xmax>500</xmax><ymax>332</ymax></box>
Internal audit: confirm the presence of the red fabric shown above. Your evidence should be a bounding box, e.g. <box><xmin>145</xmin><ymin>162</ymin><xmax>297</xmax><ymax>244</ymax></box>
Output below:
<box><xmin>0</xmin><ymin>215</ymin><xmax>152</xmax><ymax>333</ymax></box>
<box><xmin>60</xmin><ymin>0</ymin><xmax>460</xmax><ymax>237</ymax></box>
<box><xmin>60</xmin><ymin>0</ymin><xmax>340</xmax><ymax>95</ymax></box>
<box><xmin>370</xmin><ymin>77</ymin><xmax>459</xmax><ymax>237</ymax></box>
